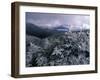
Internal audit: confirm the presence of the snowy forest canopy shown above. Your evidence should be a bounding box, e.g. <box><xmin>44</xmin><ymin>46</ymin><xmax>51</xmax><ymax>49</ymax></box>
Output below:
<box><xmin>25</xmin><ymin>12</ymin><xmax>90</xmax><ymax>67</ymax></box>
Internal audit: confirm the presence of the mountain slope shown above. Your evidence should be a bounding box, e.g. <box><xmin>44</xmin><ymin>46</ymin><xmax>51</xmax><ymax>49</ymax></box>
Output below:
<box><xmin>26</xmin><ymin>23</ymin><xmax>70</xmax><ymax>38</ymax></box>
<box><xmin>26</xmin><ymin>30</ymin><xmax>90</xmax><ymax>67</ymax></box>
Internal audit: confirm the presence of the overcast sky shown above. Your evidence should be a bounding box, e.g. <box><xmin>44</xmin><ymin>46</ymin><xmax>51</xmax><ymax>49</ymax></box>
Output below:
<box><xmin>26</xmin><ymin>12</ymin><xmax>90</xmax><ymax>29</ymax></box>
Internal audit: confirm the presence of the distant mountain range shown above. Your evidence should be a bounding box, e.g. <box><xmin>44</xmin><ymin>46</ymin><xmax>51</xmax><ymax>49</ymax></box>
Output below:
<box><xmin>26</xmin><ymin>23</ymin><xmax>69</xmax><ymax>38</ymax></box>
<box><xmin>54</xmin><ymin>25</ymin><xmax>69</xmax><ymax>32</ymax></box>
<box><xmin>26</xmin><ymin>23</ymin><xmax>89</xmax><ymax>38</ymax></box>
